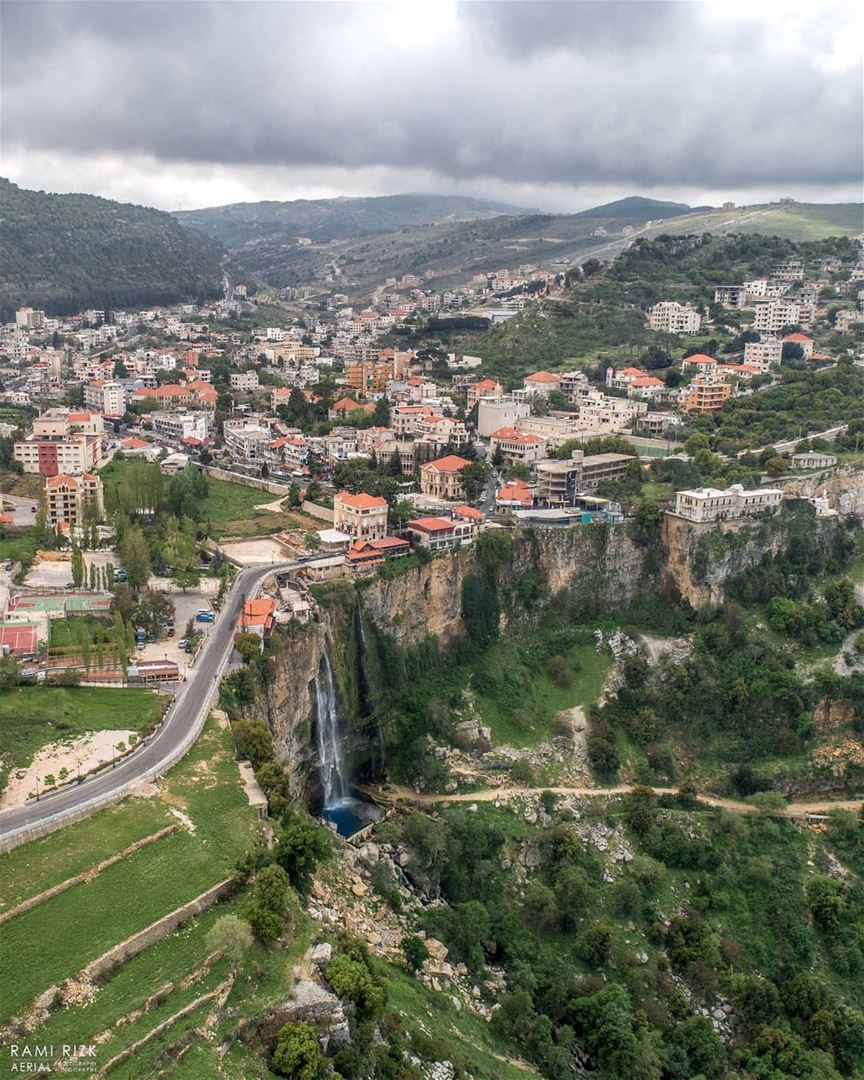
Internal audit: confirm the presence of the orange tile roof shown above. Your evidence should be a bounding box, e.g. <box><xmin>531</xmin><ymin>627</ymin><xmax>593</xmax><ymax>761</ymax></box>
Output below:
<box><xmin>783</xmin><ymin>332</ymin><xmax>812</xmax><ymax>341</ymax></box>
<box><xmin>424</xmin><ymin>454</ymin><xmax>471</xmax><ymax>473</ymax></box>
<box><xmin>472</xmin><ymin>378</ymin><xmax>501</xmax><ymax>390</ymax></box>
<box><xmin>490</xmin><ymin>427</ymin><xmax>541</xmax><ymax>443</ymax></box>
<box><xmin>408</xmin><ymin>517</ymin><xmax>455</xmax><ymax>532</ymax></box>
<box><xmin>524</xmin><ymin>370</ymin><xmax>561</xmax><ymax>383</ymax></box>
<box><xmin>331</xmin><ymin>397</ymin><xmax>361</xmax><ymax>411</ymax></box>
<box><xmin>453</xmin><ymin>504</ymin><xmax>485</xmax><ymax>520</ymax></box>
<box><xmin>684</xmin><ymin>354</ymin><xmax>717</xmax><ymax>364</ymax></box>
<box><xmin>336</xmin><ymin>491</ymin><xmax>388</xmax><ymax>510</ymax></box>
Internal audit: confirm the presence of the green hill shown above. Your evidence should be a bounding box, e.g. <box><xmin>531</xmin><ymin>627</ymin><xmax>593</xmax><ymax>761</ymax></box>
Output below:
<box><xmin>174</xmin><ymin>192</ymin><xmax>533</xmax><ymax>247</ymax></box>
<box><xmin>0</xmin><ymin>179</ymin><xmax>226</xmax><ymax>319</ymax></box>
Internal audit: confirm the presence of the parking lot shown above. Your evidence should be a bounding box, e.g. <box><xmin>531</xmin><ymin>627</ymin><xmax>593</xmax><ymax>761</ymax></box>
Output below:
<box><xmin>133</xmin><ymin>577</ymin><xmax>221</xmax><ymax>673</ymax></box>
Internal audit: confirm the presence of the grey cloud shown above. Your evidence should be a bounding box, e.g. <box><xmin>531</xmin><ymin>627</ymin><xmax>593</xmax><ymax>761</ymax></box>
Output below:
<box><xmin>1</xmin><ymin>0</ymin><xmax>861</xmax><ymax>198</ymax></box>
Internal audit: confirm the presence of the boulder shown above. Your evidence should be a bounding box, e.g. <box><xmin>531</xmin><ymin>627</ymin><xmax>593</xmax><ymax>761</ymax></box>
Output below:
<box><xmin>308</xmin><ymin>942</ymin><xmax>332</xmax><ymax>969</ymax></box>
<box><xmin>425</xmin><ymin>937</ymin><xmax>449</xmax><ymax>961</ymax></box>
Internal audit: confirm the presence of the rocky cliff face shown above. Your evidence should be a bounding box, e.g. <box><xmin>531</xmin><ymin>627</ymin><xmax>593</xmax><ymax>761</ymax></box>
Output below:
<box><xmin>362</xmin><ymin>524</ymin><xmax>654</xmax><ymax>646</ymax></box>
<box><xmin>772</xmin><ymin>463</ymin><xmax>864</xmax><ymax>516</ymax></box>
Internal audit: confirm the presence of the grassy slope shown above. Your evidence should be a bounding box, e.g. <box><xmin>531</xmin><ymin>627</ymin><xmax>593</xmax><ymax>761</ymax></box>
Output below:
<box><xmin>0</xmin><ymin>685</ymin><xmax>163</xmax><ymax>794</ymax></box>
<box><xmin>0</xmin><ymin>715</ymin><xmax>261</xmax><ymax>1024</ymax></box>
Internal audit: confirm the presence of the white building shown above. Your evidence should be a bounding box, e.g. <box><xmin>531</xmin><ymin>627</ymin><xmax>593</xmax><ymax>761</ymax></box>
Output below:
<box><xmin>84</xmin><ymin>380</ymin><xmax>126</xmax><ymax>417</ymax></box>
<box><xmin>230</xmin><ymin>370</ymin><xmax>260</xmax><ymax>391</ymax></box>
<box><xmin>671</xmin><ymin>484</ymin><xmax>783</xmax><ymax>523</ymax></box>
<box><xmin>743</xmin><ymin>338</ymin><xmax>783</xmax><ymax>370</ymax></box>
<box><xmin>477</xmin><ymin>398</ymin><xmax>530</xmax><ymax>438</ymax></box>
<box><xmin>753</xmin><ymin>301</ymin><xmax>800</xmax><ymax>334</ymax></box>
<box><xmin>151</xmin><ymin>411</ymin><xmax>208</xmax><ymax>443</ymax></box>
<box><xmin>647</xmin><ymin>301</ymin><xmax>702</xmax><ymax>335</ymax></box>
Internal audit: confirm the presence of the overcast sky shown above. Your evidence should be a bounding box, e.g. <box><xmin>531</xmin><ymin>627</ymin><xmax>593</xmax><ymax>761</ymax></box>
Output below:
<box><xmin>2</xmin><ymin>0</ymin><xmax>862</xmax><ymax>213</ymax></box>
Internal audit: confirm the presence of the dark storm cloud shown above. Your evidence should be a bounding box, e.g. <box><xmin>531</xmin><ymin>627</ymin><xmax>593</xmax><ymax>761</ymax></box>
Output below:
<box><xmin>1</xmin><ymin>0</ymin><xmax>861</xmax><ymax>193</ymax></box>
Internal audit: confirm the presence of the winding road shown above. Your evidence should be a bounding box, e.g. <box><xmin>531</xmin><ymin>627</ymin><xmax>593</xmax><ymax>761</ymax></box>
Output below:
<box><xmin>0</xmin><ymin>561</ymin><xmax>302</xmax><ymax>853</ymax></box>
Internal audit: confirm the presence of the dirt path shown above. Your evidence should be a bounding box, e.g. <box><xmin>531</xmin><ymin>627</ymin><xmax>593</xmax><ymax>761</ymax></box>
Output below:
<box><xmin>379</xmin><ymin>783</ymin><xmax>863</xmax><ymax>818</ymax></box>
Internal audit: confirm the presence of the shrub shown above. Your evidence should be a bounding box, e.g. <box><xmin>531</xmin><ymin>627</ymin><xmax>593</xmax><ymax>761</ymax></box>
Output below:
<box><xmin>272</xmin><ymin>1022</ymin><xmax>329</xmax><ymax>1080</ymax></box>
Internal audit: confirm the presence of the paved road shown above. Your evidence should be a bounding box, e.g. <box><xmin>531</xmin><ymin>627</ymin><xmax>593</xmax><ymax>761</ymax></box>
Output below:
<box><xmin>0</xmin><ymin>561</ymin><xmax>302</xmax><ymax>851</ymax></box>
<box><xmin>0</xmin><ymin>492</ymin><xmax>38</xmax><ymax>526</ymax></box>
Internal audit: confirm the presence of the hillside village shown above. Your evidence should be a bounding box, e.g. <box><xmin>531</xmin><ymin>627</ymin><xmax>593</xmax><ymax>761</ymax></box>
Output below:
<box><xmin>1</xmin><ymin>226</ymin><xmax>864</xmax><ymax>1080</ymax></box>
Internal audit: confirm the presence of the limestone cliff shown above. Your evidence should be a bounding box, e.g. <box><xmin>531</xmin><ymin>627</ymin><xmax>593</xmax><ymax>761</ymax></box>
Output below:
<box><xmin>362</xmin><ymin>524</ymin><xmax>654</xmax><ymax>646</ymax></box>
<box><xmin>772</xmin><ymin>463</ymin><xmax>864</xmax><ymax>516</ymax></box>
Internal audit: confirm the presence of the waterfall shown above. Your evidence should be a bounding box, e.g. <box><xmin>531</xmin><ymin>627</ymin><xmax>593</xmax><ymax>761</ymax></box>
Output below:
<box><xmin>314</xmin><ymin>643</ymin><xmax>348</xmax><ymax>808</ymax></box>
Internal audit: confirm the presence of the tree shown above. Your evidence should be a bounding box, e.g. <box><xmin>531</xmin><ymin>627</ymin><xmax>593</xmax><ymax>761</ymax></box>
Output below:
<box><xmin>401</xmin><ymin>934</ymin><xmax>430</xmax><ymax>972</ymax></box>
<box><xmin>232</xmin><ymin>719</ymin><xmax>275</xmax><ymax>768</ymax></box>
<box><xmin>134</xmin><ymin>588</ymin><xmax>174</xmax><ymax>638</ymax></box>
<box><xmin>0</xmin><ymin>653</ymin><xmax>19</xmax><ymax>689</ymax></box>
<box><xmin>782</xmin><ymin>341</ymin><xmax>806</xmax><ymax>363</ymax></box>
<box><xmin>325</xmin><ymin>955</ymin><xmax>387</xmax><ymax>1019</ymax></box>
<box><xmin>287</xmin><ymin>482</ymin><xmax>302</xmax><ymax>509</ymax></box>
<box><xmin>246</xmin><ymin>863</ymin><xmax>291</xmax><ymax>944</ymax></box>
<box><xmin>70</xmin><ymin>542</ymin><xmax>85</xmax><ymax>589</ymax></box>
<box><xmin>459</xmin><ymin>460</ymin><xmax>490</xmax><ymax>501</ymax></box>
<box><xmin>120</xmin><ymin>524</ymin><xmax>151</xmax><ymax>589</ymax></box>
<box><xmin>373</xmin><ymin>396</ymin><xmax>391</xmax><ymax>425</ymax></box>
<box><xmin>276</xmin><ymin>813</ymin><xmax>331</xmax><ymax>897</ymax></box>
<box><xmin>235</xmin><ymin>632</ymin><xmax>262</xmax><ymax>664</ymax></box>
<box><xmin>304</xmin><ymin>530</ymin><xmax>321</xmax><ymax>552</ymax></box>
<box><xmin>206</xmin><ymin>914</ymin><xmax>253</xmax><ymax>976</ymax></box>
<box><xmin>272</xmin><ymin>1022</ymin><xmax>329</xmax><ymax>1080</ymax></box>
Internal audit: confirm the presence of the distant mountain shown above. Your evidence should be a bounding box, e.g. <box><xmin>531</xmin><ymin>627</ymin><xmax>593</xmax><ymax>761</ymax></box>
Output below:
<box><xmin>573</xmin><ymin>195</ymin><xmax>711</xmax><ymax>220</ymax></box>
<box><xmin>174</xmin><ymin>193</ymin><xmax>534</xmax><ymax>247</ymax></box>
<box><xmin>0</xmin><ymin>179</ymin><xmax>225</xmax><ymax>319</ymax></box>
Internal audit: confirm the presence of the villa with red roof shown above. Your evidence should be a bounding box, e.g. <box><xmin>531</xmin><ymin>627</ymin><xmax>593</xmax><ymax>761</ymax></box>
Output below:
<box><xmin>782</xmin><ymin>332</ymin><xmax>814</xmax><ymax>359</ymax></box>
<box><xmin>235</xmin><ymin>597</ymin><xmax>277</xmax><ymax>641</ymax></box>
<box><xmin>333</xmin><ymin>491</ymin><xmax>389</xmax><ymax>540</ymax></box>
<box><xmin>466</xmin><ymin>378</ymin><xmax>504</xmax><ymax>408</ymax></box>
<box><xmin>496</xmin><ymin>478</ymin><xmax>534</xmax><ymax>510</ymax></box>
<box><xmin>419</xmin><ymin>454</ymin><xmax>472</xmax><ymax>500</ymax></box>
<box><xmin>489</xmin><ymin>427</ymin><xmax>546</xmax><ymax>465</ymax></box>
<box><xmin>681</xmin><ymin>353</ymin><xmax>718</xmax><ymax>371</ymax></box>
<box><xmin>406</xmin><ymin>516</ymin><xmax>475</xmax><ymax>551</ymax></box>
<box><xmin>522</xmin><ymin>371</ymin><xmax>562</xmax><ymax>396</ymax></box>
<box><xmin>346</xmin><ymin>536</ymin><xmax>411</xmax><ymax>572</ymax></box>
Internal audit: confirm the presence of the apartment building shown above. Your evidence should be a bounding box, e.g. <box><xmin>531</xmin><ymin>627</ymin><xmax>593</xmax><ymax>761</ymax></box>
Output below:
<box><xmin>223</xmin><ymin>422</ymin><xmax>271</xmax><ymax>462</ymax></box>
<box><xmin>489</xmin><ymin>427</ymin><xmax>546</xmax><ymax>465</ymax></box>
<box><xmin>477</xmin><ymin>399</ymin><xmax>530</xmax><ymax>438</ymax></box>
<box><xmin>15</xmin><ymin>428</ymin><xmax>103</xmax><ymax>476</ymax></box>
<box><xmin>578</xmin><ymin>389</ymin><xmax>648</xmax><ymax>430</ymax></box>
<box><xmin>771</xmin><ymin>261</ymin><xmax>805</xmax><ymax>282</ymax></box>
<box><xmin>420</xmin><ymin>454</ymin><xmax>471</xmax><ymax>500</ymax></box>
<box><xmin>333</xmin><ymin>491</ymin><xmax>389</xmax><ymax>540</ymax></box>
<box><xmin>230</xmin><ymin>370</ymin><xmax>260</xmax><ymax>391</ymax></box>
<box><xmin>33</xmin><ymin>409</ymin><xmax>103</xmax><ymax>438</ymax></box>
<box><xmin>466</xmin><ymin>378</ymin><xmax>504</xmax><ymax>409</ymax></box>
<box><xmin>559</xmin><ymin>370</ymin><xmax>589</xmax><ymax>402</ymax></box>
<box><xmin>151</xmin><ymin>411</ymin><xmax>209</xmax><ymax>443</ymax></box>
<box><xmin>414</xmin><ymin>413</ymin><xmax>469</xmax><ymax>448</ymax></box>
<box><xmin>45</xmin><ymin>472</ymin><xmax>104</xmax><ymax>531</ymax></box>
<box><xmin>743</xmin><ymin>338</ymin><xmax>783</xmax><ymax>370</ymax></box>
<box><xmin>684</xmin><ymin>376</ymin><xmax>732</xmax><ymax>414</ymax></box>
<box><xmin>345</xmin><ymin>358</ymin><xmax>392</xmax><ymax>394</ymax></box>
<box><xmin>753</xmin><ymin>300</ymin><xmax>800</xmax><ymax>334</ymax></box>
<box><xmin>713</xmin><ymin>286</ymin><xmax>748</xmax><ymax>309</ymax></box>
<box><xmin>84</xmin><ymin>380</ymin><xmax>126</xmax><ymax>417</ymax></box>
<box><xmin>515</xmin><ymin>415</ymin><xmax>580</xmax><ymax>449</ymax></box>
<box><xmin>671</xmin><ymin>484</ymin><xmax>782</xmax><ymax>523</ymax></box>
<box><xmin>647</xmin><ymin>301</ymin><xmax>701</xmax><ymax>335</ymax></box>
<box><xmin>15</xmin><ymin>307</ymin><xmax>46</xmax><ymax>330</ymax></box>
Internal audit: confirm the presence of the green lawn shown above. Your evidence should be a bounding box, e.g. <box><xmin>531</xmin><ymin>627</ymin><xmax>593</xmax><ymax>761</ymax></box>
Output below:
<box><xmin>0</xmin><ymin>685</ymin><xmax>163</xmax><ymax>794</ymax></box>
<box><xmin>0</xmin><ymin>531</ymin><xmax>40</xmax><ymax>566</ymax></box>
<box><xmin>0</xmin><ymin>716</ymin><xmax>262</xmax><ymax>1023</ymax></box>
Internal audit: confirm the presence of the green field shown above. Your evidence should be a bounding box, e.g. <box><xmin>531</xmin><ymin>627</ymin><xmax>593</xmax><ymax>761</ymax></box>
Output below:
<box><xmin>0</xmin><ymin>685</ymin><xmax>163</xmax><ymax>793</ymax></box>
<box><xmin>649</xmin><ymin>202</ymin><xmax>864</xmax><ymax>241</ymax></box>
<box><xmin>0</xmin><ymin>715</ymin><xmax>262</xmax><ymax>1025</ymax></box>
<box><xmin>0</xmin><ymin>532</ymin><xmax>38</xmax><ymax>565</ymax></box>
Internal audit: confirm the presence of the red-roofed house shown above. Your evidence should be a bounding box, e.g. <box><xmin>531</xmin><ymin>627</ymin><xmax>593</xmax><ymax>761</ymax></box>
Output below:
<box><xmin>681</xmin><ymin>353</ymin><xmax>718</xmax><ymax>372</ymax></box>
<box><xmin>406</xmin><ymin>516</ymin><xmax>475</xmax><ymax>550</ymax></box>
<box><xmin>235</xmin><ymin>597</ymin><xmax>277</xmax><ymax>640</ymax></box>
<box><xmin>334</xmin><ymin>491</ymin><xmax>389</xmax><ymax>540</ymax></box>
<box><xmin>522</xmin><ymin>371</ymin><xmax>562</xmax><ymax>396</ymax></box>
<box><xmin>466</xmin><ymin>379</ymin><xmax>504</xmax><ymax>409</ymax></box>
<box><xmin>346</xmin><ymin>535</ymin><xmax>411</xmax><ymax>571</ymax></box>
<box><xmin>782</xmin><ymin>332</ymin><xmax>814</xmax><ymax>359</ymax></box>
<box><xmin>496</xmin><ymin>478</ymin><xmax>534</xmax><ymax>510</ymax></box>
<box><xmin>420</xmin><ymin>455</ymin><xmax>472</xmax><ymax>500</ymax></box>
<box><xmin>489</xmin><ymin>427</ymin><xmax>546</xmax><ymax>465</ymax></box>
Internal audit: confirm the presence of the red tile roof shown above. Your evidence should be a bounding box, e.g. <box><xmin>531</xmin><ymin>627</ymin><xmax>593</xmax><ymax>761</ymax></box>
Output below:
<box><xmin>408</xmin><ymin>517</ymin><xmax>455</xmax><ymax>533</ymax></box>
<box><xmin>424</xmin><ymin>454</ymin><xmax>471</xmax><ymax>473</ymax></box>
<box><xmin>336</xmin><ymin>491</ymin><xmax>388</xmax><ymax>510</ymax></box>
<box><xmin>524</xmin><ymin>370</ymin><xmax>561</xmax><ymax>383</ymax></box>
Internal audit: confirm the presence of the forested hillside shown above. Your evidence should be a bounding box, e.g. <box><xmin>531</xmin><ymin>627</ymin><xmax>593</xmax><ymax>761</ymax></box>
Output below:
<box><xmin>0</xmin><ymin>179</ymin><xmax>225</xmax><ymax>318</ymax></box>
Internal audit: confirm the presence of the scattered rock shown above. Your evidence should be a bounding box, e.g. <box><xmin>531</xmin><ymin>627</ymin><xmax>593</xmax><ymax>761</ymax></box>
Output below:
<box><xmin>308</xmin><ymin>942</ymin><xmax>332</xmax><ymax>969</ymax></box>
<box><xmin>425</xmin><ymin>938</ymin><xmax>449</xmax><ymax>962</ymax></box>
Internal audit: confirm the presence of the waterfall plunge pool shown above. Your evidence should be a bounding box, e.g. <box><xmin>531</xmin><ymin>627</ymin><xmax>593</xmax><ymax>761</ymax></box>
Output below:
<box><xmin>321</xmin><ymin>795</ymin><xmax>384</xmax><ymax>838</ymax></box>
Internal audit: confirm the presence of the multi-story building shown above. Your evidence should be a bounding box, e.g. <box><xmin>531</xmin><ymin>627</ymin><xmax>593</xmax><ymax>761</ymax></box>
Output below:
<box><xmin>743</xmin><ymin>338</ymin><xmax>783</xmax><ymax>370</ymax></box>
<box><xmin>515</xmin><ymin>415</ymin><xmax>580</xmax><ymax>448</ymax></box>
<box><xmin>466</xmin><ymin>378</ymin><xmax>504</xmax><ymax>409</ymax></box>
<box><xmin>647</xmin><ymin>301</ymin><xmax>701</xmax><ymax>335</ymax></box>
<box><xmin>419</xmin><ymin>454</ymin><xmax>471</xmax><ymax>500</ymax></box>
<box><xmin>406</xmin><ymin>516</ymin><xmax>475</xmax><ymax>550</ymax></box>
<box><xmin>346</xmin><ymin>358</ymin><xmax>392</xmax><ymax>394</ymax></box>
<box><xmin>84</xmin><ymin>380</ymin><xmax>126</xmax><ymax>417</ymax></box>
<box><xmin>333</xmin><ymin>491</ymin><xmax>389</xmax><ymax>540</ymax></box>
<box><xmin>534</xmin><ymin>450</ymin><xmax>635</xmax><ymax>504</ymax></box>
<box><xmin>577</xmin><ymin>389</ymin><xmax>648</xmax><ymax>430</ymax></box>
<box><xmin>414</xmin><ymin>413</ymin><xmax>469</xmax><ymax>448</ymax></box>
<box><xmin>753</xmin><ymin>300</ymin><xmax>800</xmax><ymax>334</ymax></box>
<box><xmin>713</xmin><ymin>286</ymin><xmax>748</xmax><ymax>309</ymax></box>
<box><xmin>151</xmin><ymin>411</ymin><xmax>209</xmax><ymax>443</ymax></box>
<box><xmin>771</xmin><ymin>261</ymin><xmax>805</xmax><ymax>282</ymax></box>
<box><xmin>45</xmin><ymin>472</ymin><xmax>104</xmax><ymax>532</ymax></box>
<box><xmin>671</xmin><ymin>484</ymin><xmax>783</xmax><ymax>523</ymax></box>
<box><xmin>782</xmin><ymin>332</ymin><xmax>814</xmax><ymax>359</ymax></box>
<box><xmin>489</xmin><ymin>427</ymin><xmax>546</xmax><ymax>465</ymax></box>
<box><xmin>477</xmin><ymin>399</ymin><xmax>531</xmax><ymax>438</ymax></box>
<box><xmin>518</xmin><ymin>371</ymin><xmax>562</xmax><ymax>397</ymax></box>
<box><xmin>684</xmin><ymin>376</ymin><xmax>732</xmax><ymax>414</ymax></box>
<box><xmin>15</xmin><ymin>415</ymin><xmax>103</xmax><ymax>476</ymax></box>
<box><xmin>230</xmin><ymin>370</ymin><xmax>259</xmax><ymax>391</ymax></box>
<box><xmin>15</xmin><ymin>307</ymin><xmax>46</xmax><ymax>330</ymax></box>
<box><xmin>559</xmin><ymin>370</ymin><xmax>589</xmax><ymax>402</ymax></box>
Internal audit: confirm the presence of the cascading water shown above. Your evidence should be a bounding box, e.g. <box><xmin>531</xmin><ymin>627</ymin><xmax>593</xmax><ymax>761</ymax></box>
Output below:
<box><xmin>314</xmin><ymin>644</ymin><xmax>348</xmax><ymax>808</ymax></box>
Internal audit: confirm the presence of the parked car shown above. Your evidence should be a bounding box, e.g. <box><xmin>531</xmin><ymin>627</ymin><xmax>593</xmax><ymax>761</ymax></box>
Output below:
<box><xmin>195</xmin><ymin>611</ymin><xmax>214</xmax><ymax>623</ymax></box>
<box><xmin>166</xmin><ymin>627</ymin><xmax>175</xmax><ymax>637</ymax></box>
<box><xmin>178</xmin><ymin>638</ymin><xmax>188</xmax><ymax>649</ymax></box>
